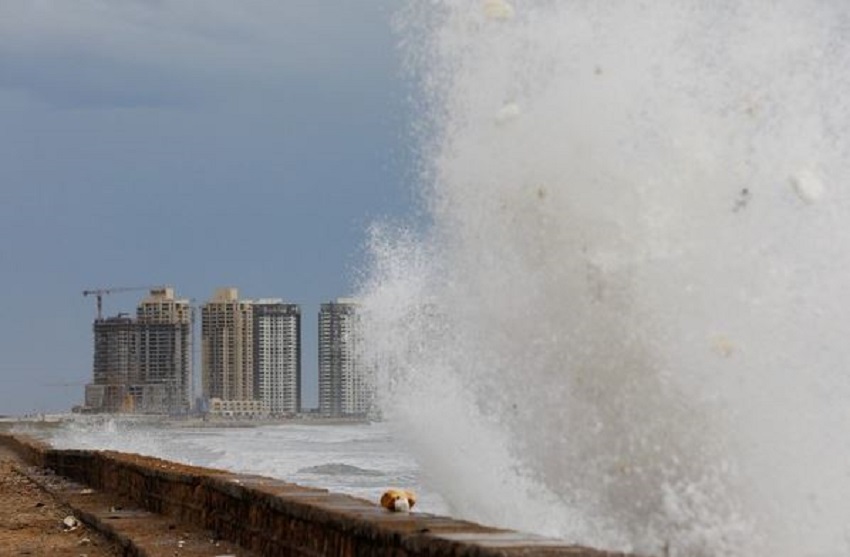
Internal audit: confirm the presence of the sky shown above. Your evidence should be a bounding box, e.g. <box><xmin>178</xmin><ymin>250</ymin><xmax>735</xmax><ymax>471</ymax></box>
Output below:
<box><xmin>0</xmin><ymin>0</ymin><xmax>421</xmax><ymax>415</ymax></box>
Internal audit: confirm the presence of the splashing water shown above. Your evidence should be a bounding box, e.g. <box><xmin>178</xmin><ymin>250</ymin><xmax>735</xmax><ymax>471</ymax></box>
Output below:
<box><xmin>358</xmin><ymin>2</ymin><xmax>850</xmax><ymax>556</ymax></box>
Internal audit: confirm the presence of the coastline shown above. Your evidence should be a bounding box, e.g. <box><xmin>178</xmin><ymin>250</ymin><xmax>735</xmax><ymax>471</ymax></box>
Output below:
<box><xmin>0</xmin><ymin>412</ymin><xmax>376</xmax><ymax>430</ymax></box>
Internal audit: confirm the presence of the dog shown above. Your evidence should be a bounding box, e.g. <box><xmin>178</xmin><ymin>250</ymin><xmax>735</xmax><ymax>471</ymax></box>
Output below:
<box><xmin>380</xmin><ymin>489</ymin><xmax>417</xmax><ymax>512</ymax></box>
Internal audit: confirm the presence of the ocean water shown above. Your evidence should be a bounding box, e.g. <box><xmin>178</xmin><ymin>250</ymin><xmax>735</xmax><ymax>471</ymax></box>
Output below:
<box><xmin>19</xmin><ymin>417</ymin><xmax>447</xmax><ymax>515</ymax></box>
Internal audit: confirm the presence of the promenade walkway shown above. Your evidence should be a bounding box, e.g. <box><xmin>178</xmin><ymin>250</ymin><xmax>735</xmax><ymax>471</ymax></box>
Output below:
<box><xmin>0</xmin><ymin>443</ymin><xmax>119</xmax><ymax>556</ymax></box>
<box><xmin>0</xmin><ymin>443</ymin><xmax>256</xmax><ymax>556</ymax></box>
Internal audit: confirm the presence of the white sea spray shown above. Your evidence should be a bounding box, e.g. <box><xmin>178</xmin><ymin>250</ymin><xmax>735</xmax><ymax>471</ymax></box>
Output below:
<box><xmin>359</xmin><ymin>2</ymin><xmax>850</xmax><ymax>555</ymax></box>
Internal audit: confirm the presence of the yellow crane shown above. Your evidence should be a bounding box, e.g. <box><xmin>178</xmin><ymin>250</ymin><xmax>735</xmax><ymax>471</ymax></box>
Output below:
<box><xmin>82</xmin><ymin>285</ymin><xmax>166</xmax><ymax>320</ymax></box>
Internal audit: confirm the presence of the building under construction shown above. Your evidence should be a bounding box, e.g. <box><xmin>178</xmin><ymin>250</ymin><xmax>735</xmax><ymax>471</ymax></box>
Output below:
<box><xmin>85</xmin><ymin>315</ymin><xmax>139</xmax><ymax>413</ymax></box>
<box><xmin>84</xmin><ymin>287</ymin><xmax>192</xmax><ymax>414</ymax></box>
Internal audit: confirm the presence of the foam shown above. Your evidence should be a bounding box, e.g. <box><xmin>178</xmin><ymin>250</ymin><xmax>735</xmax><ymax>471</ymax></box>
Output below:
<box><xmin>359</xmin><ymin>2</ymin><xmax>850</xmax><ymax>555</ymax></box>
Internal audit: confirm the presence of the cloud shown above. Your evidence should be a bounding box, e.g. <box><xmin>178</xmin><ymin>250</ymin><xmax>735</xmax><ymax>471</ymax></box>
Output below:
<box><xmin>0</xmin><ymin>0</ymin><xmax>395</xmax><ymax>109</ymax></box>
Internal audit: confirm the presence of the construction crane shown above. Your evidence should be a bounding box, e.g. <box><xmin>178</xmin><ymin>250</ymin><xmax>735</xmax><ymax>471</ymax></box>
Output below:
<box><xmin>82</xmin><ymin>285</ymin><xmax>166</xmax><ymax>320</ymax></box>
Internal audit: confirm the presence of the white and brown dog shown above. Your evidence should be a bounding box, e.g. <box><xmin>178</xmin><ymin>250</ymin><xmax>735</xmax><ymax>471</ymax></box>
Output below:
<box><xmin>380</xmin><ymin>489</ymin><xmax>416</xmax><ymax>512</ymax></box>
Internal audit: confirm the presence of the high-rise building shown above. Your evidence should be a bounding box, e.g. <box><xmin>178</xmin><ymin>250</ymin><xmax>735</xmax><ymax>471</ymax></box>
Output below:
<box><xmin>85</xmin><ymin>315</ymin><xmax>138</xmax><ymax>412</ymax></box>
<box><xmin>253</xmin><ymin>300</ymin><xmax>301</xmax><ymax>415</ymax></box>
<box><xmin>318</xmin><ymin>298</ymin><xmax>372</xmax><ymax>417</ymax></box>
<box><xmin>84</xmin><ymin>287</ymin><xmax>191</xmax><ymax>414</ymax></box>
<box><xmin>201</xmin><ymin>288</ymin><xmax>254</xmax><ymax>402</ymax></box>
<box><xmin>136</xmin><ymin>287</ymin><xmax>192</xmax><ymax>414</ymax></box>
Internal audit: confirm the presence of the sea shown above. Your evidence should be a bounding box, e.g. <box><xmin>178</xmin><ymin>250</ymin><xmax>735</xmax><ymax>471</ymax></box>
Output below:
<box><xmin>8</xmin><ymin>416</ymin><xmax>449</xmax><ymax>516</ymax></box>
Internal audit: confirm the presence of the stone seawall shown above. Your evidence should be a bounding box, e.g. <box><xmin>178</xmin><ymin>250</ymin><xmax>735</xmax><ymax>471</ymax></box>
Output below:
<box><xmin>0</xmin><ymin>433</ymin><xmax>629</xmax><ymax>557</ymax></box>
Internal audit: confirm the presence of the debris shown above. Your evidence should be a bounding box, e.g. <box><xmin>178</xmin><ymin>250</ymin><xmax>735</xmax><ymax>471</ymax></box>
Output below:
<box><xmin>483</xmin><ymin>0</ymin><xmax>515</xmax><ymax>20</ymax></box>
<box><xmin>711</xmin><ymin>335</ymin><xmax>736</xmax><ymax>358</ymax></box>
<box><xmin>79</xmin><ymin>488</ymin><xmax>95</xmax><ymax>495</ymax></box>
<box><xmin>790</xmin><ymin>169</ymin><xmax>824</xmax><ymax>204</ymax></box>
<box><xmin>62</xmin><ymin>515</ymin><xmax>81</xmax><ymax>531</ymax></box>
<box><xmin>733</xmin><ymin>188</ymin><xmax>751</xmax><ymax>212</ymax></box>
<box><xmin>78</xmin><ymin>537</ymin><xmax>92</xmax><ymax>546</ymax></box>
<box><xmin>495</xmin><ymin>102</ymin><xmax>521</xmax><ymax>125</ymax></box>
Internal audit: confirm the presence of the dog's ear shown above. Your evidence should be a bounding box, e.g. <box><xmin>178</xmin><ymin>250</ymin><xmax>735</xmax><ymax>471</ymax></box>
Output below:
<box><xmin>380</xmin><ymin>490</ymin><xmax>396</xmax><ymax>509</ymax></box>
<box><xmin>404</xmin><ymin>490</ymin><xmax>417</xmax><ymax>509</ymax></box>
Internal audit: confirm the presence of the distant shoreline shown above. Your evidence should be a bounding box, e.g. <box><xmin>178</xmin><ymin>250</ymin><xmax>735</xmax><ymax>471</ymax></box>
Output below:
<box><xmin>0</xmin><ymin>413</ymin><xmax>375</xmax><ymax>430</ymax></box>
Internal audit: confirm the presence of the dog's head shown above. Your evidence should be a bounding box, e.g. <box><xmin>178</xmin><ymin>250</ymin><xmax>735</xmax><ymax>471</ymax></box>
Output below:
<box><xmin>380</xmin><ymin>489</ymin><xmax>416</xmax><ymax>512</ymax></box>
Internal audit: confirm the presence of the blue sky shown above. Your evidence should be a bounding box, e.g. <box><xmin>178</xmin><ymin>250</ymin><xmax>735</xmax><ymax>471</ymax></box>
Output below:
<box><xmin>0</xmin><ymin>1</ymin><xmax>420</xmax><ymax>414</ymax></box>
